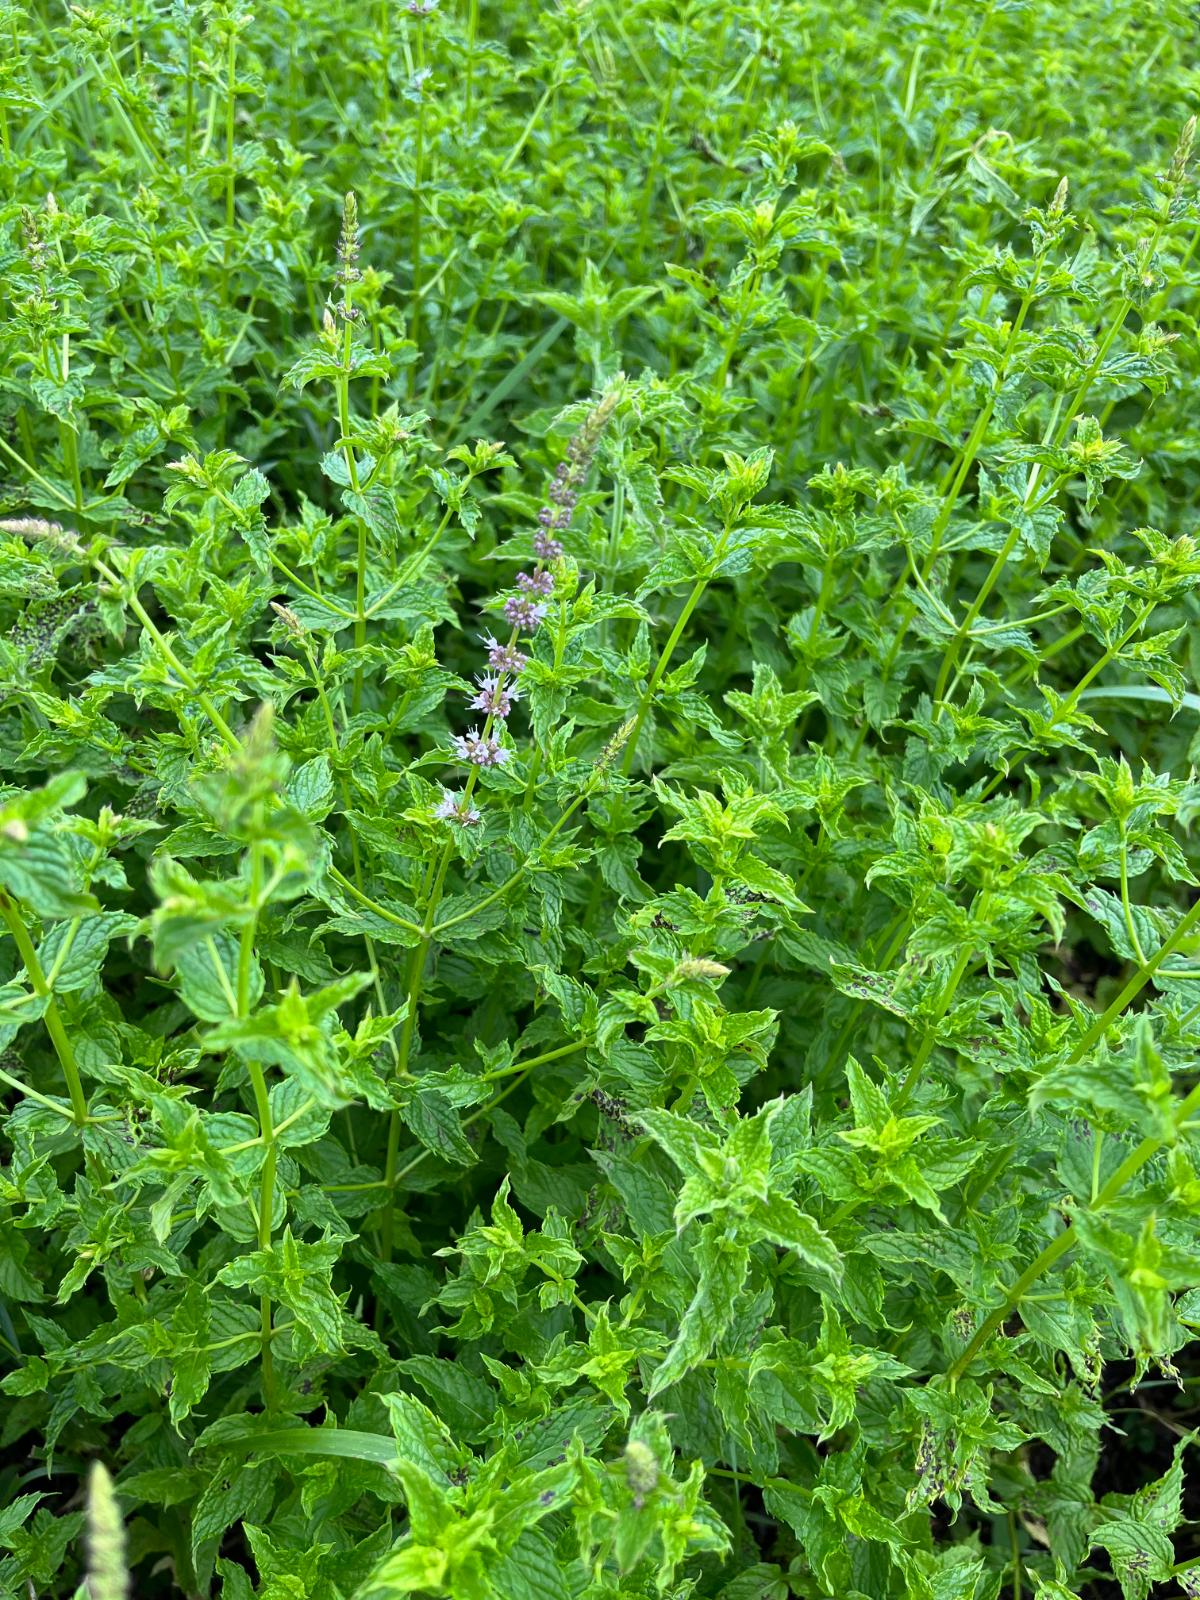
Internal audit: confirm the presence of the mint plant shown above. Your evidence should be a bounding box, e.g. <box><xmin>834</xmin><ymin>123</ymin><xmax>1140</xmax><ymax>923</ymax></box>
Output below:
<box><xmin>2</xmin><ymin>3</ymin><xmax>1200</xmax><ymax>1598</ymax></box>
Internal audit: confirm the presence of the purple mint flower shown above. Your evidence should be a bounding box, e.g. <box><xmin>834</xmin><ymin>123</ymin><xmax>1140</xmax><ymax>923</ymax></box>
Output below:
<box><xmin>533</xmin><ymin>530</ymin><xmax>564</xmax><ymax>562</ymax></box>
<box><xmin>469</xmin><ymin>672</ymin><xmax>520</xmax><ymax>719</ymax></box>
<box><xmin>434</xmin><ymin>789</ymin><xmax>481</xmax><ymax>826</ymax></box>
<box><xmin>452</xmin><ymin>728</ymin><xmax>511</xmax><ymax>767</ymax></box>
<box><xmin>479</xmin><ymin>633</ymin><xmax>528</xmax><ymax>674</ymax></box>
<box><xmin>504</xmin><ymin>594</ymin><xmax>547</xmax><ymax>632</ymax></box>
<box><xmin>516</xmin><ymin>569</ymin><xmax>555</xmax><ymax>598</ymax></box>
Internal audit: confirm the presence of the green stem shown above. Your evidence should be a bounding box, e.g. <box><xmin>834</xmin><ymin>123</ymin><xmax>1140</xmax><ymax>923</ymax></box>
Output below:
<box><xmin>93</xmin><ymin>556</ymin><xmax>239</xmax><ymax>751</ymax></box>
<box><xmin>982</xmin><ymin>599</ymin><xmax>1157</xmax><ymax>800</ymax></box>
<box><xmin>223</xmin><ymin>24</ymin><xmax>237</xmax><ymax>263</ymax></box>
<box><xmin>0</xmin><ymin>898</ymin><xmax>87</xmax><ymax>1127</ymax></box>
<box><xmin>895</xmin><ymin>937</ymin><xmax>974</xmax><ymax>1108</ymax></box>
<box><xmin>501</xmin><ymin>81</ymin><xmax>556</xmax><ymax>174</ymax></box>
<box><xmin>183</xmin><ymin>7</ymin><xmax>194</xmax><ymax>173</ymax></box>
<box><xmin>335</xmin><ymin>309</ymin><xmax>369</xmax><ymax>714</ymax></box>
<box><xmin>378</xmin><ymin>0</ymin><xmax>390</xmax><ymax>116</ymax></box>
<box><xmin>410</xmin><ymin>24</ymin><xmax>426</xmax><ymax>395</ymax></box>
<box><xmin>464</xmin><ymin>0</ymin><xmax>478</xmax><ymax>122</ymax></box>
<box><xmin>0</xmin><ymin>1063</ymin><xmax>81</xmax><ymax>1120</ymax></box>
<box><xmin>483</xmin><ymin>1039</ymin><xmax>587</xmax><ymax>1080</ymax></box>
<box><xmin>948</xmin><ymin>896</ymin><xmax>1200</xmax><ymax>1380</ymax></box>
<box><xmin>431</xmin><ymin>791</ymin><xmax>587</xmax><ymax>935</ymax></box>
<box><xmin>379</xmin><ymin>869</ymin><xmax>446</xmax><ymax>1263</ymax></box>
<box><xmin>620</xmin><ymin>578</ymin><xmax>709</xmax><ymax>777</ymax></box>
<box><xmin>949</xmin><ymin>1076</ymin><xmax>1200</xmax><ymax>1382</ymax></box>
<box><xmin>1119</xmin><ymin>819</ymin><xmax>1147</xmax><ymax>964</ymax></box>
<box><xmin>1074</xmin><ymin>895</ymin><xmax>1200</xmax><ymax>1061</ymax></box>
<box><xmin>920</xmin><ymin>268</ymin><xmax>1043</xmax><ymax>572</ymax></box>
<box><xmin>303</xmin><ymin>643</ymin><xmax>399</xmax><ymax>1063</ymax></box>
<box><xmin>328</xmin><ymin>865</ymin><xmax>422</xmax><ymax>935</ymax></box>
<box><xmin>239</xmin><ymin>836</ymin><xmax>277</xmax><ymax>1408</ymax></box>
<box><xmin>271</xmin><ymin>553</ymin><xmax>354</xmax><ymax>618</ymax></box>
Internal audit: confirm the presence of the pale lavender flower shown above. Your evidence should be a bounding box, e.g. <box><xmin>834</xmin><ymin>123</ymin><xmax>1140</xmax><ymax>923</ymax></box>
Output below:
<box><xmin>469</xmin><ymin>672</ymin><xmax>521</xmax><ymax>719</ymax></box>
<box><xmin>452</xmin><ymin>728</ymin><xmax>511</xmax><ymax>767</ymax></box>
<box><xmin>479</xmin><ymin>633</ymin><xmax>528</xmax><ymax>674</ymax></box>
<box><xmin>434</xmin><ymin>789</ymin><xmax>481</xmax><ymax>826</ymax></box>
<box><xmin>516</xmin><ymin>569</ymin><xmax>555</xmax><ymax>598</ymax></box>
<box><xmin>504</xmin><ymin>594</ymin><xmax>547</xmax><ymax>632</ymax></box>
<box><xmin>533</xmin><ymin>529</ymin><xmax>564</xmax><ymax>562</ymax></box>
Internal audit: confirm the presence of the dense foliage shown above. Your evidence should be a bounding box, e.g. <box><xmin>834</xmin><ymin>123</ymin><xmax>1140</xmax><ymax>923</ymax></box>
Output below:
<box><xmin>2</xmin><ymin>1</ymin><xmax>1200</xmax><ymax>1596</ymax></box>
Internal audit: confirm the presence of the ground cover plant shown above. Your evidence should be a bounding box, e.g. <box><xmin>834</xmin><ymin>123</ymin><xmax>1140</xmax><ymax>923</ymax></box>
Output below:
<box><xmin>2</xmin><ymin>0</ymin><xmax>1200</xmax><ymax>1596</ymax></box>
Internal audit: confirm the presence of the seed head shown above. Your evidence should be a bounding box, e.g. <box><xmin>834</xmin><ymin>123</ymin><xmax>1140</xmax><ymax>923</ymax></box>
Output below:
<box><xmin>1169</xmin><ymin>114</ymin><xmax>1197</xmax><ymax>194</ymax></box>
<box><xmin>86</xmin><ymin>1462</ymin><xmax>129</xmax><ymax>1600</ymax></box>
<box><xmin>0</xmin><ymin>516</ymin><xmax>83</xmax><ymax>555</ymax></box>
<box><xmin>335</xmin><ymin>192</ymin><xmax>362</xmax><ymax>318</ymax></box>
<box><xmin>669</xmin><ymin>958</ymin><xmax>731</xmax><ymax>984</ymax></box>
<box><xmin>597</xmin><ymin>717</ymin><xmax>636</xmax><ymax>770</ymax></box>
<box><xmin>270</xmin><ymin>602</ymin><xmax>307</xmax><ymax>638</ymax></box>
<box><xmin>20</xmin><ymin>207</ymin><xmax>48</xmax><ymax>273</ymax></box>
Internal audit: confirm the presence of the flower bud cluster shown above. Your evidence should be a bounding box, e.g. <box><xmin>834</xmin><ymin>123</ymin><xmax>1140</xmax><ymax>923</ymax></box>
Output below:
<box><xmin>438</xmin><ymin>393</ymin><xmax>616</xmax><ymax>823</ymax></box>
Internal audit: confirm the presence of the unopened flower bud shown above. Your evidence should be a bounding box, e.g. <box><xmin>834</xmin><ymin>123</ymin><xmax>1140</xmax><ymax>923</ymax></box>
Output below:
<box><xmin>624</xmin><ymin>1441</ymin><xmax>658</xmax><ymax>1503</ymax></box>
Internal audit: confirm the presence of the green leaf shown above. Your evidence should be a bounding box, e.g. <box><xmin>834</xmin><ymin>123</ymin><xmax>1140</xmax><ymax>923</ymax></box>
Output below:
<box><xmin>650</xmin><ymin>1224</ymin><xmax>748</xmax><ymax>1396</ymax></box>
